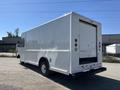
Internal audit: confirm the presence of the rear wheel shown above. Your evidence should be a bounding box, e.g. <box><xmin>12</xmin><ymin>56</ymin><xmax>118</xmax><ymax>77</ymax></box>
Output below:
<box><xmin>39</xmin><ymin>61</ymin><xmax>50</xmax><ymax>76</ymax></box>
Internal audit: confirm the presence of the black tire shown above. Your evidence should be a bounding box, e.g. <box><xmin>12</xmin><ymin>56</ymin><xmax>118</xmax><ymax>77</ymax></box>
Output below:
<box><xmin>17</xmin><ymin>55</ymin><xmax>20</xmax><ymax>58</ymax></box>
<box><xmin>39</xmin><ymin>61</ymin><xmax>50</xmax><ymax>76</ymax></box>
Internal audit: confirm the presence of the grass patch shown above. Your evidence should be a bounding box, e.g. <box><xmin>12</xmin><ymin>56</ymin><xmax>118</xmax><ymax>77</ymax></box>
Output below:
<box><xmin>0</xmin><ymin>53</ymin><xmax>17</xmax><ymax>58</ymax></box>
<box><xmin>0</xmin><ymin>55</ymin><xmax>16</xmax><ymax>58</ymax></box>
<box><xmin>103</xmin><ymin>56</ymin><xmax>120</xmax><ymax>63</ymax></box>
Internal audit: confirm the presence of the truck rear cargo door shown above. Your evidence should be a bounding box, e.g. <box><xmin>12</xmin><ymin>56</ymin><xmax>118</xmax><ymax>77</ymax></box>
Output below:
<box><xmin>79</xmin><ymin>20</ymin><xmax>97</xmax><ymax>59</ymax></box>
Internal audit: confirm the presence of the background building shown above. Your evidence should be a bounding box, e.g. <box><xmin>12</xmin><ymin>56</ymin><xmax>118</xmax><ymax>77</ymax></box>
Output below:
<box><xmin>0</xmin><ymin>37</ymin><xmax>22</xmax><ymax>52</ymax></box>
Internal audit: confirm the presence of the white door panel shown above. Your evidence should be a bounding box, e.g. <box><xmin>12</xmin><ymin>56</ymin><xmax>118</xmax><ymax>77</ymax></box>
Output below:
<box><xmin>79</xmin><ymin>21</ymin><xmax>97</xmax><ymax>58</ymax></box>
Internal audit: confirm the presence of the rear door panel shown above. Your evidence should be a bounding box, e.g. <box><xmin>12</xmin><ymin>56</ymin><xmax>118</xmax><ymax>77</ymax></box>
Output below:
<box><xmin>79</xmin><ymin>20</ymin><xmax>97</xmax><ymax>58</ymax></box>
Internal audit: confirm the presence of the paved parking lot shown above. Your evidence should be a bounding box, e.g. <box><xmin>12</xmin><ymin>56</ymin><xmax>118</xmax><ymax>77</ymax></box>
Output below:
<box><xmin>0</xmin><ymin>57</ymin><xmax>120</xmax><ymax>90</ymax></box>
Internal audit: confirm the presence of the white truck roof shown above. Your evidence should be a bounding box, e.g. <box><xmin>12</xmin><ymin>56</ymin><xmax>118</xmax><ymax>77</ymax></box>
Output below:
<box><xmin>22</xmin><ymin>12</ymin><xmax>101</xmax><ymax>36</ymax></box>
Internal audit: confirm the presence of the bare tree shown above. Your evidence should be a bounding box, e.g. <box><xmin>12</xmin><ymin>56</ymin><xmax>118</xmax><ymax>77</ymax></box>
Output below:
<box><xmin>15</xmin><ymin>28</ymin><xmax>19</xmax><ymax>37</ymax></box>
<box><xmin>6</xmin><ymin>28</ymin><xmax>20</xmax><ymax>38</ymax></box>
<box><xmin>7</xmin><ymin>32</ymin><xmax>13</xmax><ymax>37</ymax></box>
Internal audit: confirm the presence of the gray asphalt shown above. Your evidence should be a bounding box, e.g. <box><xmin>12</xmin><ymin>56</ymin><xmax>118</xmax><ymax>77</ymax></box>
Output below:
<box><xmin>0</xmin><ymin>57</ymin><xmax>120</xmax><ymax>90</ymax></box>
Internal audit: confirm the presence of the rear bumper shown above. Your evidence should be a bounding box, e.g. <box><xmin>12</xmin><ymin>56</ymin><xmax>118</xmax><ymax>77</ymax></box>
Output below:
<box><xmin>71</xmin><ymin>67</ymin><xmax>107</xmax><ymax>76</ymax></box>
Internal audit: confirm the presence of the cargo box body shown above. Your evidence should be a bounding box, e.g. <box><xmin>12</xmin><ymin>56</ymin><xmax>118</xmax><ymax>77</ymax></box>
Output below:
<box><xmin>106</xmin><ymin>44</ymin><xmax>120</xmax><ymax>54</ymax></box>
<box><xmin>18</xmin><ymin>12</ymin><xmax>103</xmax><ymax>75</ymax></box>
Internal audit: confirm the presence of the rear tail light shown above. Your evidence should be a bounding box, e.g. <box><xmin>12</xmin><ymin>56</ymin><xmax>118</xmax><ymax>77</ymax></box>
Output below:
<box><xmin>99</xmin><ymin>42</ymin><xmax>101</xmax><ymax>51</ymax></box>
<box><xmin>74</xmin><ymin>38</ymin><xmax>78</xmax><ymax>51</ymax></box>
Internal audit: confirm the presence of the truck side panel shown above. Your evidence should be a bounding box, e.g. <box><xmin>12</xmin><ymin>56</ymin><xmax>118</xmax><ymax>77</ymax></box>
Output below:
<box><xmin>20</xmin><ymin>15</ymin><xmax>71</xmax><ymax>75</ymax></box>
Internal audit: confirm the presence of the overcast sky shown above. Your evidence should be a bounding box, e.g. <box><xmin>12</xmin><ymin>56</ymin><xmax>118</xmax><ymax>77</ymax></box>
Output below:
<box><xmin>0</xmin><ymin>0</ymin><xmax>120</xmax><ymax>39</ymax></box>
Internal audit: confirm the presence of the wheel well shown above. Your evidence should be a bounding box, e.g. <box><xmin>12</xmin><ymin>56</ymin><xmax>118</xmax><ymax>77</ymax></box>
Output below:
<box><xmin>39</xmin><ymin>57</ymin><xmax>49</xmax><ymax>67</ymax></box>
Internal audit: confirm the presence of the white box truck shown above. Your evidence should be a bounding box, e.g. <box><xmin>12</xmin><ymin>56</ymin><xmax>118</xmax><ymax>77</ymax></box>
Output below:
<box><xmin>106</xmin><ymin>44</ymin><xmax>120</xmax><ymax>54</ymax></box>
<box><xmin>17</xmin><ymin>12</ymin><xmax>106</xmax><ymax>76</ymax></box>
